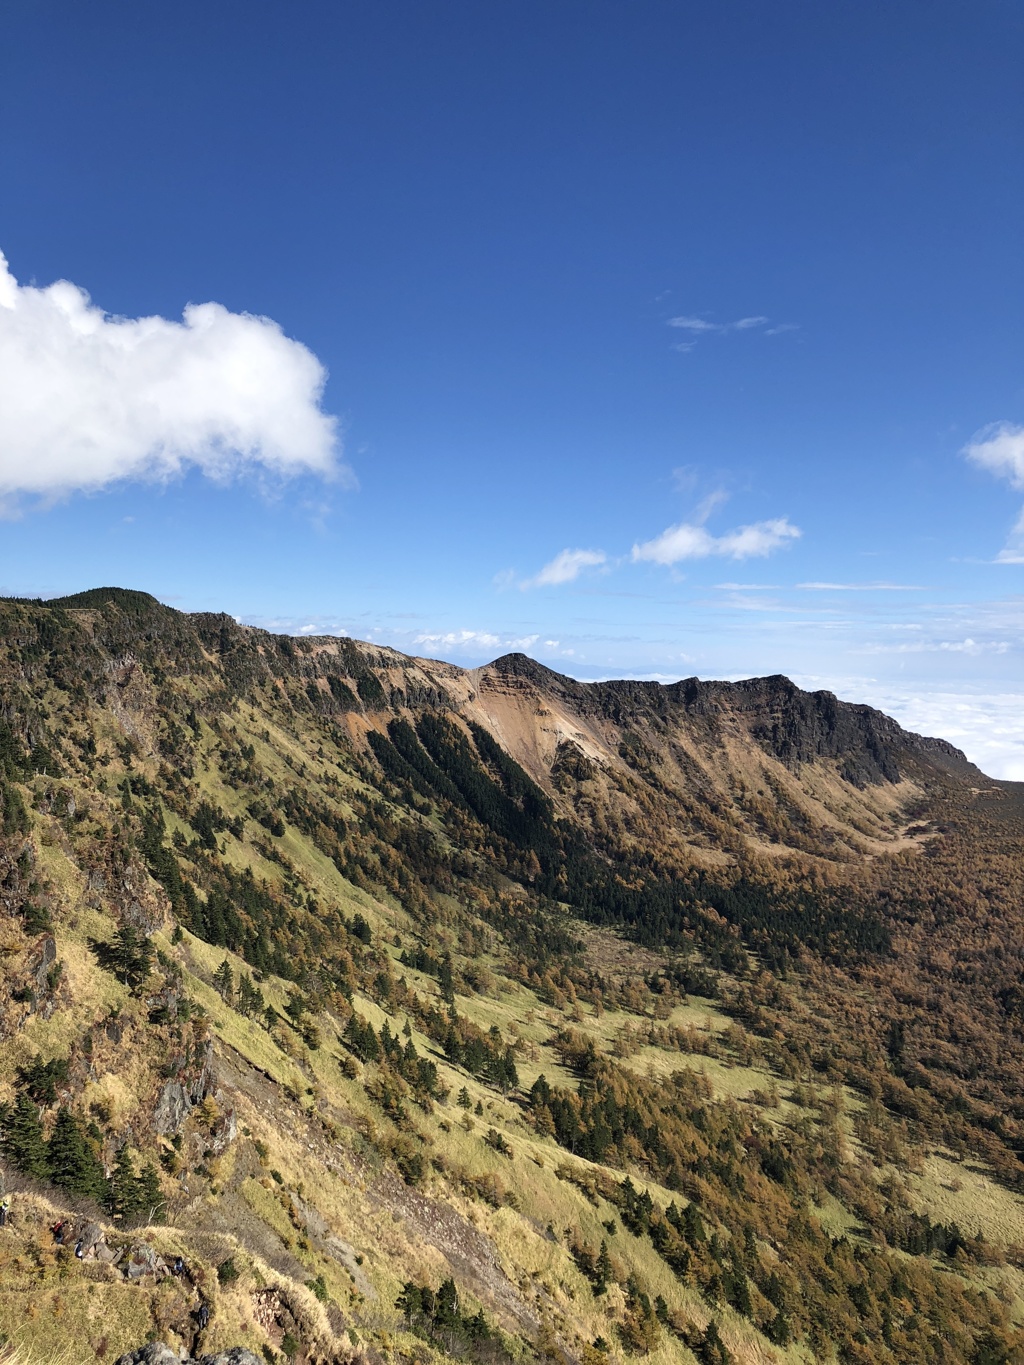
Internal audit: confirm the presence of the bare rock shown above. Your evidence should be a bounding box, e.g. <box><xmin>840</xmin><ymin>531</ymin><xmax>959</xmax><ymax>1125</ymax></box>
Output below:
<box><xmin>197</xmin><ymin>1352</ymin><xmax>263</xmax><ymax>1365</ymax></box>
<box><xmin>153</xmin><ymin>1079</ymin><xmax>193</xmax><ymax>1135</ymax></box>
<box><xmin>78</xmin><ymin>1221</ymin><xmax>107</xmax><ymax>1258</ymax></box>
<box><xmin>32</xmin><ymin>934</ymin><xmax>57</xmax><ymax>989</ymax></box>
<box><xmin>123</xmin><ymin>1241</ymin><xmax>168</xmax><ymax>1280</ymax></box>
<box><xmin>113</xmin><ymin>1346</ymin><xmax>183</xmax><ymax>1365</ymax></box>
<box><xmin>114</xmin><ymin>1344</ymin><xmax>261</xmax><ymax>1365</ymax></box>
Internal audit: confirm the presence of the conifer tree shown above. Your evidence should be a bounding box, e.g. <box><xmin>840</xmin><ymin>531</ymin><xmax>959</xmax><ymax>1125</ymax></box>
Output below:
<box><xmin>767</xmin><ymin>1309</ymin><xmax>790</xmax><ymax>1347</ymax></box>
<box><xmin>16</xmin><ymin>1054</ymin><xmax>69</xmax><ymax>1105</ymax></box>
<box><xmin>213</xmin><ymin>959</ymin><xmax>234</xmax><ymax>1001</ymax></box>
<box><xmin>91</xmin><ymin>925</ymin><xmax>153</xmax><ymax>993</ymax></box>
<box><xmin>238</xmin><ymin>973</ymin><xmax>263</xmax><ymax>1017</ymax></box>
<box><xmin>396</xmin><ymin>1281</ymin><xmax>424</xmax><ymax>1322</ymax></box>
<box><xmin>1</xmin><ymin>1093</ymin><xmax>49</xmax><ymax>1178</ymax></box>
<box><xmin>683</xmin><ymin>1201</ymin><xmax>706</xmax><ymax>1244</ymax></box>
<box><xmin>595</xmin><ymin>1240</ymin><xmax>612</xmax><ymax>1294</ymax></box>
<box><xmin>107</xmin><ymin>1144</ymin><xmax>142</xmax><ymax>1220</ymax></box>
<box><xmin>698</xmin><ymin>1320</ymin><xmax>731</xmax><ymax>1365</ymax></box>
<box><xmin>621</xmin><ymin>1276</ymin><xmax>661</xmax><ymax>1354</ymax></box>
<box><xmin>135</xmin><ymin>1162</ymin><xmax>164</xmax><ymax>1221</ymax></box>
<box><xmin>46</xmin><ymin>1107</ymin><xmax>105</xmax><ymax>1198</ymax></box>
<box><xmin>435</xmin><ymin>1277</ymin><xmax>459</xmax><ymax>1330</ymax></box>
<box><xmin>438</xmin><ymin>952</ymin><xmax>455</xmax><ymax>1004</ymax></box>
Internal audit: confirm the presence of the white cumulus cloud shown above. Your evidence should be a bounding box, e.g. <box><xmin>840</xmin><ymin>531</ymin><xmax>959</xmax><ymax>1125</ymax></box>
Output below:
<box><xmin>0</xmin><ymin>249</ymin><xmax>342</xmax><ymax>502</ymax></box>
<box><xmin>521</xmin><ymin>548</ymin><xmax>607</xmax><ymax>588</ymax></box>
<box><xmin>633</xmin><ymin>517</ymin><xmax>800</xmax><ymax>565</ymax></box>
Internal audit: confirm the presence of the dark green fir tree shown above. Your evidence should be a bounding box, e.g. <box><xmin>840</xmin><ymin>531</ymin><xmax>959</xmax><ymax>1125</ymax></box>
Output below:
<box><xmin>135</xmin><ymin>1162</ymin><xmax>165</xmax><ymax>1221</ymax></box>
<box><xmin>107</xmin><ymin>1144</ymin><xmax>142</xmax><ymax>1220</ymax></box>
<box><xmin>46</xmin><ymin>1107</ymin><xmax>105</xmax><ymax>1198</ymax></box>
<box><xmin>1</xmin><ymin>1092</ymin><xmax>49</xmax><ymax>1179</ymax></box>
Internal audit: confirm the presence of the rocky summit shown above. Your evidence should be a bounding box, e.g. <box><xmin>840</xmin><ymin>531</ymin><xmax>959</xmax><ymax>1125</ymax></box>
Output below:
<box><xmin>2</xmin><ymin>588</ymin><xmax>1024</xmax><ymax>1365</ymax></box>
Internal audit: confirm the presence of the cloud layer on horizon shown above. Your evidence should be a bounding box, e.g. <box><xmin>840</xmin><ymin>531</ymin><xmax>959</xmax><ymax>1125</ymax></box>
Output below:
<box><xmin>843</xmin><ymin>684</ymin><xmax>1024</xmax><ymax>782</ymax></box>
<box><xmin>0</xmin><ymin>249</ymin><xmax>342</xmax><ymax>503</ymax></box>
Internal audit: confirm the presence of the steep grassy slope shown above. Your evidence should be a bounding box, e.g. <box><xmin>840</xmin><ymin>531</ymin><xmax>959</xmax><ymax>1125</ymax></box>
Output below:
<box><xmin>2</xmin><ymin>589</ymin><xmax>1024</xmax><ymax>1365</ymax></box>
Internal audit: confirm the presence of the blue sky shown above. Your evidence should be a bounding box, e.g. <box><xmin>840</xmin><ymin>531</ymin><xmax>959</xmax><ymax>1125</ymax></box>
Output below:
<box><xmin>1</xmin><ymin>1</ymin><xmax>1022</xmax><ymax>775</ymax></box>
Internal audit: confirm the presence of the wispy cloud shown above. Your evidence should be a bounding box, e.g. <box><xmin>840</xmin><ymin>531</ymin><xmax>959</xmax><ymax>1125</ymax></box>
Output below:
<box><xmin>633</xmin><ymin>517</ymin><xmax>801</xmax><ymax>565</ymax></box>
<box><xmin>993</xmin><ymin>513</ymin><xmax>1024</xmax><ymax>566</ymax></box>
<box><xmin>858</xmin><ymin>638</ymin><xmax>1012</xmax><ymax>657</ymax></box>
<box><xmin>520</xmin><ymin>547</ymin><xmax>608</xmax><ymax>589</ymax></box>
<box><xmin>963</xmin><ymin>421</ymin><xmax>1024</xmax><ymax>562</ymax></box>
<box><xmin>666</xmin><ymin>313</ymin><xmax>796</xmax><ymax>352</ymax></box>
<box><xmin>693</xmin><ymin>489</ymin><xmax>730</xmax><ymax>522</ymax></box>
<box><xmin>964</xmin><ymin>421</ymin><xmax>1024</xmax><ymax>488</ymax></box>
<box><xmin>0</xmin><ymin>249</ymin><xmax>343</xmax><ymax>506</ymax></box>
<box><xmin>668</xmin><ymin>314</ymin><xmax>769</xmax><ymax>333</ymax></box>
<box><xmin>797</xmin><ymin>581</ymin><xmax>925</xmax><ymax>592</ymax></box>
<box><xmin>671</xmin><ymin>465</ymin><xmax>700</xmax><ymax>493</ymax></box>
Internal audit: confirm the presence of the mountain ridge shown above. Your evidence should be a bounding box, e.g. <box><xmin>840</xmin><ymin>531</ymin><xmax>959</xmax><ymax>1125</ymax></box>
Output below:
<box><xmin>8</xmin><ymin>584</ymin><xmax>988</xmax><ymax>786</ymax></box>
<box><xmin>5</xmin><ymin>585</ymin><xmax>985</xmax><ymax>870</ymax></box>
<box><xmin>2</xmin><ymin>586</ymin><xmax>1024</xmax><ymax>1365</ymax></box>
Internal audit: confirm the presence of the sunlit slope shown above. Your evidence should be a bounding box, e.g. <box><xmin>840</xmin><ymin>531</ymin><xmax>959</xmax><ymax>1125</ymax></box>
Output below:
<box><xmin>2</xmin><ymin>588</ymin><xmax>1023</xmax><ymax>1365</ymax></box>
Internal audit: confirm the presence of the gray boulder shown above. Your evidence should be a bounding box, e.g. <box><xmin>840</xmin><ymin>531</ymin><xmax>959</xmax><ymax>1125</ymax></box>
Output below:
<box><xmin>114</xmin><ymin>1347</ymin><xmax>261</xmax><ymax>1365</ymax></box>
<box><xmin>113</xmin><ymin>1346</ymin><xmax>183</xmax><ymax>1365</ymax></box>
<box><xmin>122</xmin><ymin>1242</ymin><xmax>170</xmax><ymax>1280</ymax></box>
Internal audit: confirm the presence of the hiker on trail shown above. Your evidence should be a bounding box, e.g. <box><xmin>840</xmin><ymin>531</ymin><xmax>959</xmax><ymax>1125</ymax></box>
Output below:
<box><xmin>197</xmin><ymin>1302</ymin><xmax>210</xmax><ymax>1331</ymax></box>
<box><xmin>172</xmin><ymin>1255</ymin><xmax>185</xmax><ymax>1276</ymax></box>
<box><xmin>0</xmin><ymin>1198</ymin><xmax>10</xmax><ymax>1227</ymax></box>
<box><xmin>51</xmin><ymin>1220</ymin><xmax>67</xmax><ymax>1244</ymax></box>
<box><xmin>74</xmin><ymin>1239</ymin><xmax>84</xmax><ymax>1259</ymax></box>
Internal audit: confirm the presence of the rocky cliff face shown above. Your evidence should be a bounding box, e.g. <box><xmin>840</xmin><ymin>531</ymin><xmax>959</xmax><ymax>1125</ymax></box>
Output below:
<box><xmin>473</xmin><ymin>652</ymin><xmax>976</xmax><ymax>786</ymax></box>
